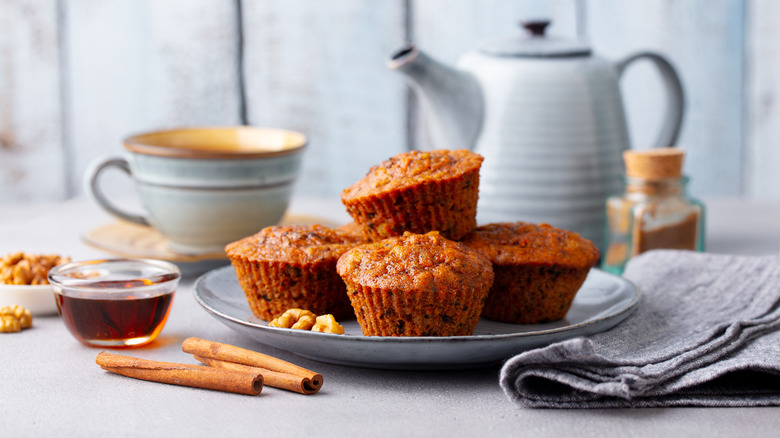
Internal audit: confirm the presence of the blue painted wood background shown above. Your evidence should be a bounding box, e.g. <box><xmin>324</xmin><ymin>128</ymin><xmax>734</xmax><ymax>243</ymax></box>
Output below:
<box><xmin>0</xmin><ymin>0</ymin><xmax>774</xmax><ymax>204</ymax></box>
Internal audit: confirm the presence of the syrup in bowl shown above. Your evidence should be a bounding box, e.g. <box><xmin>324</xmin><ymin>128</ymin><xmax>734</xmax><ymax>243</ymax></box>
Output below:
<box><xmin>48</xmin><ymin>259</ymin><xmax>181</xmax><ymax>347</ymax></box>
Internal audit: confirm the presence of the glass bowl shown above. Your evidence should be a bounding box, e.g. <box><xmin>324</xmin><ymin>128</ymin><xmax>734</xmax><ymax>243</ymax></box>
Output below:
<box><xmin>48</xmin><ymin>258</ymin><xmax>181</xmax><ymax>347</ymax></box>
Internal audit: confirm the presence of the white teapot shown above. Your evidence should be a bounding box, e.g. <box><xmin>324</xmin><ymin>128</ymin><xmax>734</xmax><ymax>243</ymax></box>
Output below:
<box><xmin>388</xmin><ymin>21</ymin><xmax>684</xmax><ymax>248</ymax></box>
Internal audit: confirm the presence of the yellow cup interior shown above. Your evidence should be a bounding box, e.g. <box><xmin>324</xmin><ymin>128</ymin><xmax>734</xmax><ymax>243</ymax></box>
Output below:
<box><xmin>124</xmin><ymin>127</ymin><xmax>307</xmax><ymax>158</ymax></box>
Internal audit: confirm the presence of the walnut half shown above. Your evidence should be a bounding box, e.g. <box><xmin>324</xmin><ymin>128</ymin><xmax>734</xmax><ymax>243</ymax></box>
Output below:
<box><xmin>0</xmin><ymin>305</ymin><xmax>32</xmax><ymax>333</ymax></box>
<box><xmin>311</xmin><ymin>314</ymin><xmax>345</xmax><ymax>334</ymax></box>
<box><xmin>269</xmin><ymin>308</ymin><xmax>317</xmax><ymax>330</ymax></box>
<box><xmin>269</xmin><ymin>309</ymin><xmax>345</xmax><ymax>334</ymax></box>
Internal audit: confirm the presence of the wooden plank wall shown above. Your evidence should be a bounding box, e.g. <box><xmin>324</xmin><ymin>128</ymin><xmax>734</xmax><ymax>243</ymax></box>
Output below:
<box><xmin>588</xmin><ymin>0</ymin><xmax>746</xmax><ymax>198</ymax></box>
<box><xmin>241</xmin><ymin>0</ymin><xmax>407</xmax><ymax>196</ymax></box>
<box><xmin>0</xmin><ymin>0</ymin><xmax>778</xmax><ymax>205</ymax></box>
<box><xmin>0</xmin><ymin>0</ymin><xmax>65</xmax><ymax>201</ymax></box>
<box><xmin>747</xmin><ymin>0</ymin><xmax>780</xmax><ymax>198</ymax></box>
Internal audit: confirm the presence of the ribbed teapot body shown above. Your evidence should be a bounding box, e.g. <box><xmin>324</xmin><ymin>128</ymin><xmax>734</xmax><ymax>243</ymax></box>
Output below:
<box><xmin>460</xmin><ymin>52</ymin><xmax>630</xmax><ymax>248</ymax></box>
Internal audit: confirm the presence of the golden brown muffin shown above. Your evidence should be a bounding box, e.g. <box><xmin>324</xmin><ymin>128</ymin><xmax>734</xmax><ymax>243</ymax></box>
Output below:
<box><xmin>225</xmin><ymin>224</ymin><xmax>366</xmax><ymax>321</ymax></box>
<box><xmin>336</xmin><ymin>231</ymin><xmax>494</xmax><ymax>337</ymax></box>
<box><xmin>461</xmin><ymin>222</ymin><xmax>600</xmax><ymax>324</ymax></box>
<box><xmin>341</xmin><ymin>149</ymin><xmax>483</xmax><ymax>241</ymax></box>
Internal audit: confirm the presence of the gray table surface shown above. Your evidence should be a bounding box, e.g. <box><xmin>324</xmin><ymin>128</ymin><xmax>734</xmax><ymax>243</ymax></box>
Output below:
<box><xmin>2</xmin><ymin>196</ymin><xmax>779</xmax><ymax>437</ymax></box>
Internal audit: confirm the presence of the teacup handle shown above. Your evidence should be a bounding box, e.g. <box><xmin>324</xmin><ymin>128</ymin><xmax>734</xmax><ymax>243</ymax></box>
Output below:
<box><xmin>85</xmin><ymin>156</ymin><xmax>150</xmax><ymax>226</ymax></box>
<box><xmin>616</xmin><ymin>52</ymin><xmax>685</xmax><ymax>148</ymax></box>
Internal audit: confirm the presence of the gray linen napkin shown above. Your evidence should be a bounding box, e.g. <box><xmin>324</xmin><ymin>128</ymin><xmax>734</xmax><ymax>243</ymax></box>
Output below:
<box><xmin>499</xmin><ymin>250</ymin><xmax>780</xmax><ymax>408</ymax></box>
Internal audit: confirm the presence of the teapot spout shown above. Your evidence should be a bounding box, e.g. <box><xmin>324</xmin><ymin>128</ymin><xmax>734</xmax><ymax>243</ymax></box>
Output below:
<box><xmin>388</xmin><ymin>45</ymin><xmax>483</xmax><ymax>150</ymax></box>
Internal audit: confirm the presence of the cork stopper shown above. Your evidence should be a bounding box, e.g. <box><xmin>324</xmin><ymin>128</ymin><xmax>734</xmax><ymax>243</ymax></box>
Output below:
<box><xmin>623</xmin><ymin>148</ymin><xmax>684</xmax><ymax>180</ymax></box>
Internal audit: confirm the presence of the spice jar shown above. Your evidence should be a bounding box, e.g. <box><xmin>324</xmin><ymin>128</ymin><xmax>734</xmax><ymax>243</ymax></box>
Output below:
<box><xmin>602</xmin><ymin>148</ymin><xmax>705</xmax><ymax>274</ymax></box>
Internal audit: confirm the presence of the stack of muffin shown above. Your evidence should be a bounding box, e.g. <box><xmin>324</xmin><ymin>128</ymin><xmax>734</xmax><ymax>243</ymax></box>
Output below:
<box><xmin>226</xmin><ymin>150</ymin><xmax>599</xmax><ymax>337</ymax></box>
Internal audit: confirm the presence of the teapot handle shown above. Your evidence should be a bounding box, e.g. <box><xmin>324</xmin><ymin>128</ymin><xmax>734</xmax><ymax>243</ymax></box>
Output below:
<box><xmin>616</xmin><ymin>52</ymin><xmax>685</xmax><ymax>148</ymax></box>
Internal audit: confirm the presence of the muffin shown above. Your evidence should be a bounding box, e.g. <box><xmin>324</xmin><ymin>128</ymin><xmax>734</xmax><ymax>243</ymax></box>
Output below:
<box><xmin>336</xmin><ymin>231</ymin><xmax>494</xmax><ymax>337</ymax></box>
<box><xmin>461</xmin><ymin>222</ymin><xmax>600</xmax><ymax>324</ymax></box>
<box><xmin>334</xmin><ymin>221</ymin><xmax>366</xmax><ymax>240</ymax></box>
<box><xmin>225</xmin><ymin>224</ymin><xmax>366</xmax><ymax>321</ymax></box>
<box><xmin>341</xmin><ymin>149</ymin><xmax>483</xmax><ymax>241</ymax></box>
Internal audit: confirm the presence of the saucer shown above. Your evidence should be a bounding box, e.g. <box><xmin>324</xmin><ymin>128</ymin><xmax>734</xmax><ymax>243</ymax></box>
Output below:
<box><xmin>82</xmin><ymin>213</ymin><xmax>340</xmax><ymax>264</ymax></box>
<box><xmin>83</xmin><ymin>221</ymin><xmax>226</xmax><ymax>263</ymax></box>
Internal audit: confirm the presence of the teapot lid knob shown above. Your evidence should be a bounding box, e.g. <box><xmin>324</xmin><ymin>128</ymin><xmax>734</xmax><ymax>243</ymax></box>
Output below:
<box><xmin>479</xmin><ymin>19</ymin><xmax>590</xmax><ymax>58</ymax></box>
<box><xmin>521</xmin><ymin>20</ymin><xmax>550</xmax><ymax>37</ymax></box>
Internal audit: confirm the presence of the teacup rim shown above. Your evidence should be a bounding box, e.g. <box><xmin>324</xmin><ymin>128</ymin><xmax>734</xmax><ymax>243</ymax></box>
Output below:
<box><xmin>123</xmin><ymin>126</ymin><xmax>307</xmax><ymax>159</ymax></box>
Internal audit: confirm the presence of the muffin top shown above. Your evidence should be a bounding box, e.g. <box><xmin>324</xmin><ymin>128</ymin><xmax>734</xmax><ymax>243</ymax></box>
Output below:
<box><xmin>341</xmin><ymin>149</ymin><xmax>483</xmax><ymax>201</ymax></box>
<box><xmin>225</xmin><ymin>224</ymin><xmax>366</xmax><ymax>264</ymax></box>
<box><xmin>461</xmin><ymin>222</ymin><xmax>600</xmax><ymax>269</ymax></box>
<box><xmin>336</xmin><ymin>231</ymin><xmax>493</xmax><ymax>293</ymax></box>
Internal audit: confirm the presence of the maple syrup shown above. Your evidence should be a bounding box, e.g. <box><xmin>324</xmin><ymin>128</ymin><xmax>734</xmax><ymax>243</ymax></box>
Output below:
<box><xmin>56</xmin><ymin>290</ymin><xmax>174</xmax><ymax>347</ymax></box>
<box><xmin>48</xmin><ymin>259</ymin><xmax>181</xmax><ymax>347</ymax></box>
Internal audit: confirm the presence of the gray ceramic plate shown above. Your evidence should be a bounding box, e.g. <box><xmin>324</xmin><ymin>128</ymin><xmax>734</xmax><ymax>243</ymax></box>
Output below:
<box><xmin>194</xmin><ymin>266</ymin><xmax>640</xmax><ymax>370</ymax></box>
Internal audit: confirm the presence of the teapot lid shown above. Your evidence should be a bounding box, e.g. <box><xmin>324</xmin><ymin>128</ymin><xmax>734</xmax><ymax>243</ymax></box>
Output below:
<box><xmin>479</xmin><ymin>20</ymin><xmax>591</xmax><ymax>58</ymax></box>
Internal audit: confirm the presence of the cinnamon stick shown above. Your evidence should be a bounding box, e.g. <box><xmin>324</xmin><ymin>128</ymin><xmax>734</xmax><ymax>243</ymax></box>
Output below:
<box><xmin>95</xmin><ymin>352</ymin><xmax>263</xmax><ymax>396</ymax></box>
<box><xmin>182</xmin><ymin>337</ymin><xmax>323</xmax><ymax>395</ymax></box>
<box><xmin>194</xmin><ymin>355</ymin><xmax>320</xmax><ymax>395</ymax></box>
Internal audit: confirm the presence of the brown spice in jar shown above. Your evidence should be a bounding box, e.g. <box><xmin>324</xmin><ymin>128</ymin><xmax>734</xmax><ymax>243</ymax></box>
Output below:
<box><xmin>635</xmin><ymin>211</ymin><xmax>700</xmax><ymax>255</ymax></box>
<box><xmin>634</xmin><ymin>212</ymin><xmax>699</xmax><ymax>254</ymax></box>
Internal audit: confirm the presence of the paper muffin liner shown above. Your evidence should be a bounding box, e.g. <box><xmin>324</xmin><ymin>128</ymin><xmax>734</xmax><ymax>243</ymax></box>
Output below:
<box><xmin>342</xmin><ymin>280</ymin><xmax>489</xmax><ymax>337</ymax></box>
<box><xmin>229</xmin><ymin>256</ymin><xmax>354</xmax><ymax>321</ymax></box>
<box><xmin>481</xmin><ymin>265</ymin><xmax>590</xmax><ymax>324</ymax></box>
<box><xmin>343</xmin><ymin>168</ymin><xmax>479</xmax><ymax>241</ymax></box>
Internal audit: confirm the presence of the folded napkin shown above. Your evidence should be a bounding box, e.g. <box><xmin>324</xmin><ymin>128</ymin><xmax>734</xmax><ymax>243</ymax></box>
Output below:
<box><xmin>500</xmin><ymin>250</ymin><xmax>780</xmax><ymax>408</ymax></box>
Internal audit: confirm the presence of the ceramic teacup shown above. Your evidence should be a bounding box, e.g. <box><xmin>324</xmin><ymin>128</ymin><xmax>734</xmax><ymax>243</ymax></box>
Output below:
<box><xmin>86</xmin><ymin>126</ymin><xmax>306</xmax><ymax>254</ymax></box>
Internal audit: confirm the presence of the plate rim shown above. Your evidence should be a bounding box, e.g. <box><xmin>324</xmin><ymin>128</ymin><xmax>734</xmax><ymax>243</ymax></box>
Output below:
<box><xmin>193</xmin><ymin>265</ymin><xmax>641</xmax><ymax>345</ymax></box>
